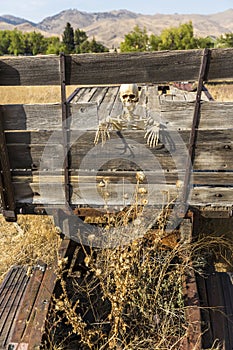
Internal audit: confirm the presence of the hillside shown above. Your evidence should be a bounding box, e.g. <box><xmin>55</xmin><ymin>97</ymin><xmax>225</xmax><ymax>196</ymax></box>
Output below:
<box><xmin>0</xmin><ymin>8</ymin><xmax>233</xmax><ymax>48</ymax></box>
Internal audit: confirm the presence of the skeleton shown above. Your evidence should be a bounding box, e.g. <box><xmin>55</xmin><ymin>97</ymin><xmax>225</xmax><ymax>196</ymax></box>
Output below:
<box><xmin>94</xmin><ymin>83</ymin><xmax>161</xmax><ymax>147</ymax></box>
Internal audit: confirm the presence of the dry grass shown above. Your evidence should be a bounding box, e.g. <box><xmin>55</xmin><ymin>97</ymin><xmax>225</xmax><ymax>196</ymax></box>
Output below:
<box><xmin>0</xmin><ymin>83</ymin><xmax>233</xmax><ymax>104</ymax></box>
<box><xmin>0</xmin><ymin>214</ymin><xmax>61</xmax><ymax>282</ymax></box>
<box><xmin>42</xmin><ymin>227</ymin><xmax>233</xmax><ymax>350</ymax></box>
<box><xmin>206</xmin><ymin>83</ymin><xmax>233</xmax><ymax>101</ymax></box>
<box><xmin>0</xmin><ymin>86</ymin><xmax>77</xmax><ymax>104</ymax></box>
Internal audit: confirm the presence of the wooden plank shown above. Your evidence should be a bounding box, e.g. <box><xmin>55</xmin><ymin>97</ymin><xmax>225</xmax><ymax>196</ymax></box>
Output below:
<box><xmin>1</xmin><ymin>103</ymin><xmax>98</xmax><ymax>131</ymax></box>
<box><xmin>9</xmin><ymin>266</ymin><xmax>45</xmax><ymax>343</ymax></box>
<box><xmin>205</xmin><ymin>274</ymin><xmax>228</xmax><ymax>346</ymax></box>
<box><xmin>5</xmin><ymin>134</ymin><xmax>232</xmax><ymax>172</ymax></box>
<box><xmin>66</xmin><ymin>50</ymin><xmax>204</xmax><ymax>85</ymax></box>
<box><xmin>12</xmin><ymin>182</ymin><xmax>179</xmax><ymax>205</ymax></box>
<box><xmin>1</xmin><ymin>49</ymin><xmax>233</xmax><ymax>87</ymax></box>
<box><xmin>160</xmin><ymin>101</ymin><xmax>233</xmax><ymax>130</ymax></box>
<box><xmin>98</xmin><ymin>86</ymin><xmax>120</xmax><ymax>121</ymax></box>
<box><xmin>4</xmin><ymin>129</ymin><xmax>233</xmax><ymax>148</ymax></box>
<box><xmin>208</xmin><ymin>48</ymin><xmax>233</xmax><ymax>81</ymax></box>
<box><xmin>219</xmin><ymin>273</ymin><xmax>233</xmax><ymax>347</ymax></box>
<box><xmin>9</xmin><ymin>239</ymin><xmax>70</xmax><ymax>349</ymax></box>
<box><xmin>0</xmin><ymin>267</ymin><xmax>29</xmax><ymax>348</ymax></box>
<box><xmin>9</xmin><ymin>170</ymin><xmax>233</xmax><ymax>187</ymax></box>
<box><xmin>9</xmin><ymin>167</ymin><xmax>233</xmax><ymax>184</ymax></box>
<box><xmin>0</xmin><ymin>55</ymin><xmax>60</xmax><ymax>86</ymax></box>
<box><xmin>195</xmin><ymin>275</ymin><xmax>214</xmax><ymax>348</ymax></box>
<box><xmin>10</xmin><ymin>177</ymin><xmax>233</xmax><ymax>206</ymax></box>
<box><xmin>22</xmin><ymin>268</ymin><xmax>55</xmax><ymax>346</ymax></box>
<box><xmin>2</xmin><ymin>100</ymin><xmax>233</xmax><ymax>131</ymax></box>
<box><xmin>191</xmin><ymin>187</ymin><xmax>233</xmax><ymax>206</ymax></box>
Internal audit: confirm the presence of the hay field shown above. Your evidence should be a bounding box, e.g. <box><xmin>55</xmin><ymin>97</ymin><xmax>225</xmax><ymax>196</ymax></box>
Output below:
<box><xmin>0</xmin><ymin>85</ymin><xmax>77</xmax><ymax>104</ymax></box>
<box><xmin>0</xmin><ymin>83</ymin><xmax>233</xmax><ymax>104</ymax></box>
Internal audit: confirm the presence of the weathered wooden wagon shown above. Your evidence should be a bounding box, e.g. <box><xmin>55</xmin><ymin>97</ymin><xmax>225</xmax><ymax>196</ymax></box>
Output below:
<box><xmin>0</xmin><ymin>49</ymin><xmax>233</xmax><ymax>349</ymax></box>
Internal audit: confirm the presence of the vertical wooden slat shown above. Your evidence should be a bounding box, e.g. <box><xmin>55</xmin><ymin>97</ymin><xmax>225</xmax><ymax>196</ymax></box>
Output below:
<box><xmin>60</xmin><ymin>53</ymin><xmax>70</xmax><ymax>206</ymax></box>
<box><xmin>0</xmin><ymin>107</ymin><xmax>16</xmax><ymax>221</ymax></box>
<box><xmin>182</xmin><ymin>48</ymin><xmax>210</xmax><ymax>208</ymax></box>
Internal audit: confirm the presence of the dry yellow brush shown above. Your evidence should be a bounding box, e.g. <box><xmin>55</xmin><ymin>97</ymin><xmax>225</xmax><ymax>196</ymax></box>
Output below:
<box><xmin>0</xmin><ymin>214</ymin><xmax>61</xmax><ymax>282</ymax></box>
<box><xmin>0</xmin><ymin>213</ymin><xmax>232</xmax><ymax>349</ymax></box>
<box><xmin>42</xmin><ymin>225</ymin><xmax>233</xmax><ymax>349</ymax></box>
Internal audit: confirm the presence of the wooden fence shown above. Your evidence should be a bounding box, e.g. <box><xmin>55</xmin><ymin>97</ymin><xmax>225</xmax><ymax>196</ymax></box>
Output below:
<box><xmin>0</xmin><ymin>49</ymin><xmax>233</xmax><ymax>221</ymax></box>
<box><xmin>0</xmin><ymin>48</ymin><xmax>233</xmax><ymax>349</ymax></box>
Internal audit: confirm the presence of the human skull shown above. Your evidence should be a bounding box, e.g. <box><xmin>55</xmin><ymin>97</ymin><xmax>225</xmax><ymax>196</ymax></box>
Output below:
<box><xmin>119</xmin><ymin>83</ymin><xmax>139</xmax><ymax>105</ymax></box>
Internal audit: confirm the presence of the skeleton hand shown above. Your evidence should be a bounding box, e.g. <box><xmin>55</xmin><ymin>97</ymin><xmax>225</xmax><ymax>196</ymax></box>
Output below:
<box><xmin>94</xmin><ymin>116</ymin><xmax>123</xmax><ymax>146</ymax></box>
<box><xmin>144</xmin><ymin>122</ymin><xmax>160</xmax><ymax>148</ymax></box>
<box><xmin>94</xmin><ymin>121</ymin><xmax>111</xmax><ymax>146</ymax></box>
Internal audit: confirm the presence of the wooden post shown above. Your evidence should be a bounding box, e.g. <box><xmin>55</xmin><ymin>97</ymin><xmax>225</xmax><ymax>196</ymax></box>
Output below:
<box><xmin>0</xmin><ymin>106</ymin><xmax>16</xmax><ymax>221</ymax></box>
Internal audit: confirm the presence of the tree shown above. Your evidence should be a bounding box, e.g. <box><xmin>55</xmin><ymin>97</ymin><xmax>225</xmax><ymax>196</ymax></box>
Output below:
<box><xmin>8</xmin><ymin>29</ymin><xmax>25</xmax><ymax>55</ymax></box>
<box><xmin>78</xmin><ymin>37</ymin><xmax>108</xmax><ymax>53</ymax></box>
<box><xmin>216</xmin><ymin>33</ymin><xmax>233</xmax><ymax>48</ymax></box>
<box><xmin>88</xmin><ymin>37</ymin><xmax>109</xmax><ymax>53</ymax></box>
<box><xmin>158</xmin><ymin>22</ymin><xmax>197</xmax><ymax>50</ymax></box>
<box><xmin>149</xmin><ymin>34</ymin><xmax>162</xmax><ymax>51</ymax></box>
<box><xmin>196</xmin><ymin>36</ymin><xmax>215</xmax><ymax>49</ymax></box>
<box><xmin>46</xmin><ymin>36</ymin><xmax>63</xmax><ymax>54</ymax></box>
<box><xmin>24</xmin><ymin>31</ymin><xmax>48</xmax><ymax>55</ymax></box>
<box><xmin>74</xmin><ymin>28</ymin><xmax>88</xmax><ymax>53</ymax></box>
<box><xmin>120</xmin><ymin>25</ymin><xmax>149</xmax><ymax>52</ymax></box>
<box><xmin>0</xmin><ymin>30</ymin><xmax>11</xmax><ymax>55</ymax></box>
<box><xmin>62</xmin><ymin>22</ymin><xmax>75</xmax><ymax>53</ymax></box>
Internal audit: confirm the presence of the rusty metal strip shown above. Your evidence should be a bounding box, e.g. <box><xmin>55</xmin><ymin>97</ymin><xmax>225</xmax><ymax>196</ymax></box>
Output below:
<box><xmin>0</xmin><ymin>107</ymin><xmax>16</xmax><ymax>221</ymax></box>
<box><xmin>60</xmin><ymin>53</ymin><xmax>71</xmax><ymax>206</ymax></box>
<box><xmin>182</xmin><ymin>48</ymin><xmax>210</xmax><ymax>207</ymax></box>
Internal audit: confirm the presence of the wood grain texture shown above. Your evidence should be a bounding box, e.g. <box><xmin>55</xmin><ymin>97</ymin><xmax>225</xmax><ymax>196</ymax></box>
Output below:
<box><xmin>12</xmin><ymin>180</ymin><xmax>233</xmax><ymax>206</ymax></box>
<box><xmin>2</xmin><ymin>100</ymin><xmax>233</xmax><ymax>131</ymax></box>
<box><xmin>1</xmin><ymin>81</ymin><xmax>233</xmax><ymax>207</ymax></box>
<box><xmin>1</xmin><ymin>48</ymin><xmax>233</xmax><ymax>86</ymax></box>
<box><xmin>0</xmin><ymin>55</ymin><xmax>60</xmax><ymax>86</ymax></box>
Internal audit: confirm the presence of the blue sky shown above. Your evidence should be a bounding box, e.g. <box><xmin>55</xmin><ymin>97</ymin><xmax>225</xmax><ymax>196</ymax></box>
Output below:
<box><xmin>1</xmin><ymin>0</ymin><xmax>233</xmax><ymax>23</ymax></box>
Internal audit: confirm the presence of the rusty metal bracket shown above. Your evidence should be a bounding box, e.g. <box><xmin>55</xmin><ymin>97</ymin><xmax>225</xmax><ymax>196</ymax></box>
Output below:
<box><xmin>182</xmin><ymin>48</ymin><xmax>210</xmax><ymax>208</ymax></box>
<box><xmin>0</xmin><ymin>107</ymin><xmax>16</xmax><ymax>221</ymax></box>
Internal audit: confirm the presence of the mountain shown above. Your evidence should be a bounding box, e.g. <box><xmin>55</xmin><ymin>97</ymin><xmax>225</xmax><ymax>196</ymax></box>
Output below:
<box><xmin>0</xmin><ymin>14</ymin><xmax>35</xmax><ymax>26</ymax></box>
<box><xmin>0</xmin><ymin>8</ymin><xmax>233</xmax><ymax>48</ymax></box>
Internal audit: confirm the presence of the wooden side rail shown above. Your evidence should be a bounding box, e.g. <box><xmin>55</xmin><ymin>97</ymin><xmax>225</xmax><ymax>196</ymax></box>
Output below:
<box><xmin>0</xmin><ymin>239</ymin><xmax>70</xmax><ymax>350</ymax></box>
<box><xmin>1</xmin><ymin>49</ymin><xmax>233</xmax><ymax>86</ymax></box>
